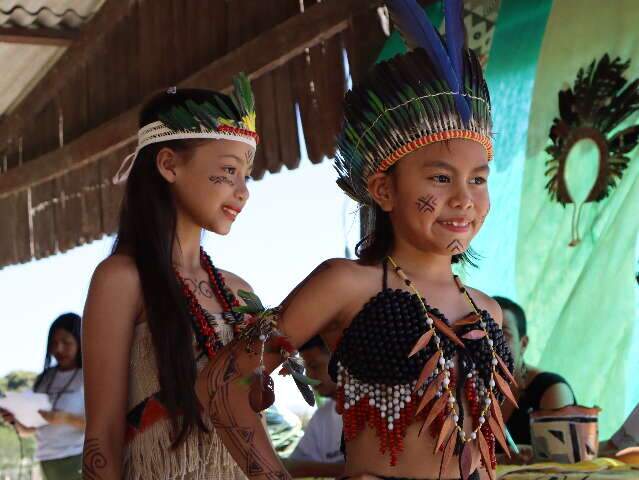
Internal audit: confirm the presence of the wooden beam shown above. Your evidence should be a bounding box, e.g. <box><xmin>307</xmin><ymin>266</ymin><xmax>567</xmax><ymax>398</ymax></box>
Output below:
<box><xmin>0</xmin><ymin>0</ymin><xmax>379</xmax><ymax>198</ymax></box>
<box><xmin>0</xmin><ymin>0</ymin><xmax>135</xmax><ymax>147</ymax></box>
<box><xmin>0</xmin><ymin>26</ymin><xmax>79</xmax><ymax>46</ymax></box>
<box><xmin>183</xmin><ymin>0</ymin><xmax>379</xmax><ymax>88</ymax></box>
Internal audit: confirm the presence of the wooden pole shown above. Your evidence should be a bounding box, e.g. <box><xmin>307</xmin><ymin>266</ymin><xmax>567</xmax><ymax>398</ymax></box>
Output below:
<box><xmin>0</xmin><ymin>26</ymin><xmax>79</xmax><ymax>47</ymax></box>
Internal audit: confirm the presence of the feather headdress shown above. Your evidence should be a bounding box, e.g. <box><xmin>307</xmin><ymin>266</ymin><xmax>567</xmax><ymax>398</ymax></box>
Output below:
<box><xmin>114</xmin><ymin>73</ymin><xmax>258</xmax><ymax>184</ymax></box>
<box><xmin>335</xmin><ymin>0</ymin><xmax>492</xmax><ymax>205</ymax></box>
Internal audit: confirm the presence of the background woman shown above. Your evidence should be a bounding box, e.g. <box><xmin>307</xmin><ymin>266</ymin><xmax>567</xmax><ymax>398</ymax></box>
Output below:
<box><xmin>1</xmin><ymin>312</ymin><xmax>85</xmax><ymax>480</ymax></box>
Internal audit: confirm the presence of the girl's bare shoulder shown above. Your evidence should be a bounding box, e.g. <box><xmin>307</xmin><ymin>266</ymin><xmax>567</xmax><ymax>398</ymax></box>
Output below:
<box><xmin>466</xmin><ymin>286</ymin><xmax>503</xmax><ymax>326</ymax></box>
<box><xmin>300</xmin><ymin>258</ymin><xmax>384</xmax><ymax>294</ymax></box>
<box><xmin>218</xmin><ymin>269</ymin><xmax>253</xmax><ymax>295</ymax></box>
<box><xmin>92</xmin><ymin>254</ymin><xmax>141</xmax><ymax>292</ymax></box>
<box><xmin>87</xmin><ymin>254</ymin><xmax>144</xmax><ymax>323</ymax></box>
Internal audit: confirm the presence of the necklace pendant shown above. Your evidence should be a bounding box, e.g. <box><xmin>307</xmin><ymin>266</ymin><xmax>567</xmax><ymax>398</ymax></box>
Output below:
<box><xmin>248</xmin><ymin>370</ymin><xmax>275</xmax><ymax>412</ymax></box>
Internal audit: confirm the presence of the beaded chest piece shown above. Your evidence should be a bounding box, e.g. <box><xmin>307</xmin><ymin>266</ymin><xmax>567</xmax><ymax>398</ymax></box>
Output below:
<box><xmin>329</xmin><ymin>258</ymin><xmax>516</xmax><ymax>478</ymax></box>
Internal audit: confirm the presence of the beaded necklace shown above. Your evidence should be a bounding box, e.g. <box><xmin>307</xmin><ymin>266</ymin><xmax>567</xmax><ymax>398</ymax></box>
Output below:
<box><xmin>174</xmin><ymin>247</ymin><xmax>244</xmax><ymax>359</ymax></box>
<box><xmin>387</xmin><ymin>256</ymin><xmax>516</xmax><ymax>479</ymax></box>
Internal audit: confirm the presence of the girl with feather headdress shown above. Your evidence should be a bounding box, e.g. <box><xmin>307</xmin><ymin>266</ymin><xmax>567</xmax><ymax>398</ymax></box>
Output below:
<box><xmin>214</xmin><ymin>1</ymin><xmax>517</xmax><ymax>479</ymax></box>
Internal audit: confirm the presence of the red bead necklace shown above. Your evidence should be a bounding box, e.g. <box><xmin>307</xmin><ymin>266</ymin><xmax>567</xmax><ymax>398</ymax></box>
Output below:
<box><xmin>174</xmin><ymin>248</ymin><xmax>243</xmax><ymax>359</ymax></box>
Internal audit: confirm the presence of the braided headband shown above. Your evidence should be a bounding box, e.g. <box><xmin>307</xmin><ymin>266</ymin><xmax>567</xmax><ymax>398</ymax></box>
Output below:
<box><xmin>113</xmin><ymin>121</ymin><xmax>258</xmax><ymax>184</ymax></box>
<box><xmin>377</xmin><ymin>129</ymin><xmax>493</xmax><ymax>174</ymax></box>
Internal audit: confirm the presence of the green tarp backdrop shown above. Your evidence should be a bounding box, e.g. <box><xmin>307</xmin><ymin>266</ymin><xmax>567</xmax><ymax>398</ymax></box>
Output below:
<box><xmin>377</xmin><ymin>0</ymin><xmax>639</xmax><ymax>438</ymax></box>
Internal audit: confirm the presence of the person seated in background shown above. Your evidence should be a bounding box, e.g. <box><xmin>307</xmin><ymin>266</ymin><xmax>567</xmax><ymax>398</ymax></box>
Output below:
<box><xmin>600</xmin><ymin>401</ymin><xmax>639</xmax><ymax>456</ymax></box>
<box><xmin>264</xmin><ymin>403</ymin><xmax>304</xmax><ymax>457</ymax></box>
<box><xmin>494</xmin><ymin>297</ymin><xmax>576</xmax><ymax>462</ymax></box>
<box><xmin>1</xmin><ymin>313</ymin><xmax>85</xmax><ymax>480</ymax></box>
<box><xmin>282</xmin><ymin>335</ymin><xmax>344</xmax><ymax>478</ymax></box>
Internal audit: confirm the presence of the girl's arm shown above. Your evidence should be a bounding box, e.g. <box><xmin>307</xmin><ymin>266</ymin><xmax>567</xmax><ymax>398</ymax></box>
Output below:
<box><xmin>82</xmin><ymin>256</ymin><xmax>141</xmax><ymax>480</ymax></box>
<box><xmin>196</xmin><ymin>259</ymin><xmax>356</xmax><ymax>479</ymax></box>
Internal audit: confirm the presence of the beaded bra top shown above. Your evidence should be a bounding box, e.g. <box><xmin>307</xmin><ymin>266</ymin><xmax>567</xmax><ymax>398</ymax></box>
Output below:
<box><xmin>329</xmin><ymin>261</ymin><xmax>515</xmax><ymax>468</ymax></box>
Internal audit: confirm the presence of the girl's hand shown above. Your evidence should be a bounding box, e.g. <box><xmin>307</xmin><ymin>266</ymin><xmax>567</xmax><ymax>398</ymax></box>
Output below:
<box><xmin>38</xmin><ymin>410</ymin><xmax>69</xmax><ymax>425</ymax></box>
<box><xmin>1</xmin><ymin>408</ymin><xmax>16</xmax><ymax>425</ymax></box>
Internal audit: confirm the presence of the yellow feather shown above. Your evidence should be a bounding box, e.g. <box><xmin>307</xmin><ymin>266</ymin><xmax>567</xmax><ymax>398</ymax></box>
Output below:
<box><xmin>243</xmin><ymin>112</ymin><xmax>257</xmax><ymax>132</ymax></box>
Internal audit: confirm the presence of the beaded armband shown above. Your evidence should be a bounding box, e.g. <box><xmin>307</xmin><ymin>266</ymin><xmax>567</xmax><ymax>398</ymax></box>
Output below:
<box><xmin>234</xmin><ymin>291</ymin><xmax>319</xmax><ymax>412</ymax></box>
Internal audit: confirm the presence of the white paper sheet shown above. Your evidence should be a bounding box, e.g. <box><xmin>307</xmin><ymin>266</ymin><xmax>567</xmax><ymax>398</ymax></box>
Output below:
<box><xmin>0</xmin><ymin>391</ymin><xmax>51</xmax><ymax>428</ymax></box>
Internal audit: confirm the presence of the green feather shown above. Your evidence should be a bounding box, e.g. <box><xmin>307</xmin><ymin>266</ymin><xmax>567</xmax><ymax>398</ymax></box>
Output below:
<box><xmin>159</xmin><ymin>105</ymin><xmax>199</xmax><ymax>131</ymax></box>
<box><xmin>213</xmin><ymin>96</ymin><xmax>236</xmax><ymax>122</ymax></box>
<box><xmin>232</xmin><ymin>72</ymin><xmax>255</xmax><ymax>117</ymax></box>
<box><xmin>334</xmin><ymin>44</ymin><xmax>492</xmax><ymax>204</ymax></box>
<box><xmin>185</xmin><ymin>100</ymin><xmax>216</xmax><ymax>129</ymax></box>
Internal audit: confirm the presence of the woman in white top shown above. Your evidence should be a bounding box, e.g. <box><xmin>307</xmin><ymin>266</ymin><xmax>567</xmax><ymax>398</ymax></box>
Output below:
<box><xmin>1</xmin><ymin>313</ymin><xmax>85</xmax><ymax>480</ymax></box>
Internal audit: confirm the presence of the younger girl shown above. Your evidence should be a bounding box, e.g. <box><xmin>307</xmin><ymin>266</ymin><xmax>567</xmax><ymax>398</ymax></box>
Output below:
<box><xmin>194</xmin><ymin>2</ymin><xmax>516</xmax><ymax>479</ymax></box>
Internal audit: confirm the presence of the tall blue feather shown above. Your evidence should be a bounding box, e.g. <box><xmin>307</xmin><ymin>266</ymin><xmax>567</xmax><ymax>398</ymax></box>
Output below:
<box><xmin>443</xmin><ymin>0</ymin><xmax>471</xmax><ymax>123</ymax></box>
<box><xmin>387</xmin><ymin>0</ymin><xmax>471</xmax><ymax>124</ymax></box>
<box><xmin>444</xmin><ymin>0</ymin><xmax>464</xmax><ymax>84</ymax></box>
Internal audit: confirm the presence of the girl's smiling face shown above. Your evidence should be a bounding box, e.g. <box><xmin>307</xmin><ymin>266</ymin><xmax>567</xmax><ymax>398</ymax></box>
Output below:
<box><xmin>368</xmin><ymin>139</ymin><xmax>490</xmax><ymax>257</ymax></box>
<box><xmin>159</xmin><ymin>139</ymin><xmax>255</xmax><ymax>235</ymax></box>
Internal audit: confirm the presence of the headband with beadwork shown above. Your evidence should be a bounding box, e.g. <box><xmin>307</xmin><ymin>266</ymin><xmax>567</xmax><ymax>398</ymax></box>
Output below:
<box><xmin>114</xmin><ymin>73</ymin><xmax>259</xmax><ymax>184</ymax></box>
<box><xmin>334</xmin><ymin>0</ymin><xmax>493</xmax><ymax>205</ymax></box>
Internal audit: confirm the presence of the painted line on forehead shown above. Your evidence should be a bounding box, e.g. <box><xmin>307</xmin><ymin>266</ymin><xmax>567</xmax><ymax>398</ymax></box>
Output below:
<box><xmin>245</xmin><ymin>148</ymin><xmax>255</xmax><ymax>171</ymax></box>
<box><xmin>219</xmin><ymin>150</ymin><xmax>255</xmax><ymax>169</ymax></box>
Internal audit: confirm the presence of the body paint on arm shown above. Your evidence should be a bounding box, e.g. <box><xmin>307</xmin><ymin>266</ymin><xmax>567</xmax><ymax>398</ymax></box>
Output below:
<box><xmin>82</xmin><ymin>438</ymin><xmax>107</xmax><ymax>480</ymax></box>
<box><xmin>202</xmin><ymin>351</ymin><xmax>290</xmax><ymax>479</ymax></box>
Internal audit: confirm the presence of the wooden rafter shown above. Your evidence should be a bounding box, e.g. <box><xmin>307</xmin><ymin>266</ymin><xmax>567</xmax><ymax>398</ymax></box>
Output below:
<box><xmin>0</xmin><ymin>0</ymin><xmax>135</xmax><ymax>148</ymax></box>
<box><xmin>0</xmin><ymin>26</ymin><xmax>79</xmax><ymax>46</ymax></box>
<box><xmin>0</xmin><ymin>0</ymin><xmax>381</xmax><ymax>199</ymax></box>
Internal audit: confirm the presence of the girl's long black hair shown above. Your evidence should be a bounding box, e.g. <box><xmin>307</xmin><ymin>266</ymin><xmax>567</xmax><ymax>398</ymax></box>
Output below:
<box><xmin>112</xmin><ymin>89</ymin><xmax>242</xmax><ymax>447</ymax></box>
<box><xmin>33</xmin><ymin>312</ymin><xmax>82</xmax><ymax>391</ymax></box>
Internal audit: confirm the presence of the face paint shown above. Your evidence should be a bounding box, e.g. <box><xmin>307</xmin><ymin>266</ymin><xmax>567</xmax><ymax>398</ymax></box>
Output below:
<box><xmin>198</xmin><ymin>280</ymin><xmax>213</xmax><ymax>298</ymax></box>
<box><xmin>447</xmin><ymin>239</ymin><xmax>464</xmax><ymax>253</ymax></box>
<box><xmin>385</xmin><ymin>140</ymin><xmax>490</xmax><ymax>258</ymax></box>
<box><xmin>245</xmin><ymin>148</ymin><xmax>255</xmax><ymax>168</ymax></box>
<box><xmin>209</xmin><ymin>175</ymin><xmax>235</xmax><ymax>186</ymax></box>
<box><xmin>416</xmin><ymin>194</ymin><xmax>437</xmax><ymax>214</ymax></box>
